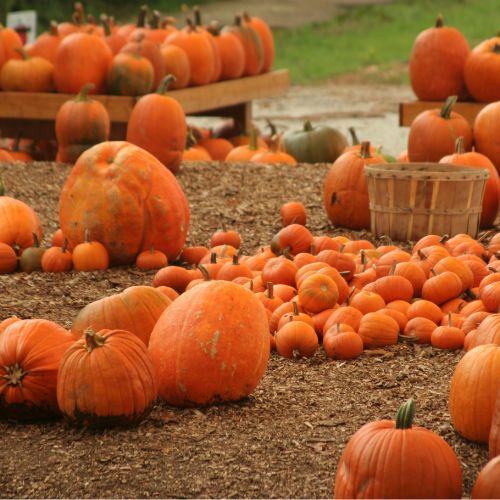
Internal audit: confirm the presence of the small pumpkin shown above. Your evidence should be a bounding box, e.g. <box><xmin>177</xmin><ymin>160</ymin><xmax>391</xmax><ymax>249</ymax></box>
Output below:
<box><xmin>275</xmin><ymin>320</ymin><xmax>318</xmax><ymax>359</ymax></box>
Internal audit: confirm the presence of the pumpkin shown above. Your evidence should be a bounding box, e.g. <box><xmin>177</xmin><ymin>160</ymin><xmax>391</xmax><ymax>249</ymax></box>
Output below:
<box><xmin>465</xmin><ymin>313</ymin><xmax>500</xmax><ymax>350</ymax></box>
<box><xmin>407</xmin><ymin>299</ymin><xmax>443</xmax><ymax>324</ymax></box>
<box><xmin>126</xmin><ymin>75</ymin><xmax>187</xmax><ymax>174</ymax></box>
<box><xmin>159</xmin><ymin>44</ymin><xmax>190</xmax><ymax>90</ymax></box>
<box><xmin>334</xmin><ymin>399</ymin><xmax>462</xmax><ymax>499</ymax></box>
<box><xmin>216</xmin><ymin>254</ymin><xmax>253</xmax><ymax>281</ymax></box>
<box><xmin>261</xmin><ymin>256</ymin><xmax>298</xmax><ymax>287</ymax></box>
<box><xmin>55</xmin><ymin>83</ymin><xmax>111</xmax><ymax>164</ymax></box>
<box><xmin>0</xmin><ymin>242</ymin><xmax>17</xmax><ymax>273</ymax></box>
<box><xmin>464</xmin><ymin>36</ymin><xmax>500</xmax><ymax>102</ymax></box>
<box><xmin>489</xmin><ymin>386</ymin><xmax>500</xmax><ymax>458</ymax></box>
<box><xmin>473</xmin><ymin>101</ymin><xmax>500</xmax><ymax>170</ymax></box>
<box><xmin>357</xmin><ymin>311</ymin><xmax>399</xmax><ymax>348</ymax></box>
<box><xmin>407</xmin><ymin>95</ymin><xmax>473</xmax><ymax>162</ymax></box>
<box><xmin>72</xmin><ymin>285</ymin><xmax>171</xmax><ymax>345</ymax></box>
<box><xmin>349</xmin><ymin>290</ymin><xmax>385</xmax><ymax>315</ymax></box>
<box><xmin>59</xmin><ymin>141</ymin><xmax>189</xmax><ymax>266</ymax></box>
<box><xmin>0</xmin><ymin>47</ymin><xmax>54</xmax><ymax>92</ymax></box>
<box><xmin>106</xmin><ymin>50</ymin><xmax>154</xmax><ymax>96</ymax></box>
<box><xmin>449</xmin><ymin>343</ymin><xmax>500</xmax><ymax>443</ymax></box>
<box><xmin>431</xmin><ymin>313</ymin><xmax>465</xmax><ymax>349</ymax></box>
<box><xmin>440</xmin><ymin>136</ymin><xmax>499</xmax><ymax>227</ymax></box>
<box><xmin>198</xmin><ymin>136</ymin><xmax>234</xmax><ymax>161</ymax></box>
<box><xmin>323</xmin><ymin>142</ymin><xmax>386</xmax><ymax>230</ymax></box>
<box><xmin>148</xmin><ymin>280</ymin><xmax>270</xmax><ymax>407</ymax></box>
<box><xmin>271</xmin><ymin>223</ymin><xmax>314</xmax><ymax>257</ymax></box>
<box><xmin>421</xmin><ymin>270</ymin><xmax>463</xmax><ymax>305</ymax></box>
<box><xmin>403</xmin><ymin>317</ymin><xmax>437</xmax><ymax>344</ymax></box>
<box><xmin>471</xmin><ymin>455</ymin><xmax>500</xmax><ymax>499</ymax></box>
<box><xmin>0</xmin><ymin>319</ymin><xmax>73</xmax><ymax>420</ymax></box>
<box><xmin>323</xmin><ymin>324</ymin><xmax>363</xmax><ymax>360</ymax></box>
<box><xmin>135</xmin><ymin>246</ymin><xmax>168</xmax><ymax>270</ymax></box>
<box><xmin>210</xmin><ymin>227</ymin><xmax>241</xmax><ymax>249</ymax></box>
<box><xmin>41</xmin><ymin>240</ymin><xmax>73</xmax><ymax>273</ymax></box>
<box><xmin>101</xmin><ymin>14</ymin><xmax>127</xmax><ymax>55</ymax></box>
<box><xmin>242</xmin><ymin>12</ymin><xmax>274</xmax><ymax>73</ymax></box>
<box><xmin>283</xmin><ymin>121</ymin><xmax>348</xmax><ymax>164</ymax></box>
<box><xmin>275</xmin><ymin>320</ymin><xmax>318</xmax><ymax>359</ymax></box>
<box><xmin>0</xmin><ymin>24</ymin><xmax>23</xmax><ymax>70</ymax></box>
<box><xmin>53</xmin><ymin>31</ymin><xmax>113</xmax><ymax>94</ymax></box>
<box><xmin>362</xmin><ymin>274</ymin><xmax>414</xmax><ymax>303</ymax></box>
<box><xmin>323</xmin><ymin>306</ymin><xmax>363</xmax><ymax>335</ymax></box>
<box><xmin>298</xmin><ymin>273</ymin><xmax>339</xmax><ymax>314</ymax></box>
<box><xmin>18</xmin><ymin>233</ymin><xmax>46</xmax><ymax>273</ymax></box>
<box><xmin>408</xmin><ymin>15</ymin><xmax>470</xmax><ymax>101</ymax></box>
<box><xmin>57</xmin><ymin>328</ymin><xmax>157</xmax><ymax>427</ymax></box>
<box><xmin>0</xmin><ymin>178</ymin><xmax>43</xmax><ymax>252</ymax></box>
<box><xmin>71</xmin><ymin>230</ymin><xmax>109</xmax><ymax>271</ymax></box>
<box><xmin>206</xmin><ymin>21</ymin><xmax>245</xmax><ymax>80</ymax></box>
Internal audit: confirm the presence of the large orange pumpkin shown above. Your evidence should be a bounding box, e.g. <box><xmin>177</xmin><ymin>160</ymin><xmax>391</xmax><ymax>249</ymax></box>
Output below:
<box><xmin>71</xmin><ymin>285</ymin><xmax>171</xmax><ymax>345</ymax></box>
<box><xmin>449</xmin><ymin>343</ymin><xmax>500</xmax><ymax>443</ymax></box>
<box><xmin>59</xmin><ymin>141</ymin><xmax>190</xmax><ymax>266</ymax></box>
<box><xmin>57</xmin><ymin>328</ymin><xmax>157</xmax><ymax>427</ymax></box>
<box><xmin>323</xmin><ymin>142</ymin><xmax>386</xmax><ymax>230</ymax></box>
<box><xmin>126</xmin><ymin>75</ymin><xmax>187</xmax><ymax>174</ymax></box>
<box><xmin>408</xmin><ymin>15</ymin><xmax>470</xmax><ymax>101</ymax></box>
<box><xmin>471</xmin><ymin>455</ymin><xmax>500</xmax><ymax>499</ymax></box>
<box><xmin>148</xmin><ymin>280</ymin><xmax>270</xmax><ymax>407</ymax></box>
<box><xmin>489</xmin><ymin>386</ymin><xmax>500</xmax><ymax>458</ymax></box>
<box><xmin>334</xmin><ymin>399</ymin><xmax>462</xmax><ymax>498</ymax></box>
<box><xmin>0</xmin><ymin>24</ymin><xmax>23</xmax><ymax>70</ymax></box>
<box><xmin>474</xmin><ymin>101</ymin><xmax>500</xmax><ymax>171</ymax></box>
<box><xmin>0</xmin><ymin>319</ymin><xmax>74</xmax><ymax>420</ymax></box>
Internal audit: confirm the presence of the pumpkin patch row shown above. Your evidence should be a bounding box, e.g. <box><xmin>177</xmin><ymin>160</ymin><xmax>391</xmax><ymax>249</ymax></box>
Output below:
<box><xmin>0</xmin><ymin>3</ymin><xmax>275</xmax><ymax>95</ymax></box>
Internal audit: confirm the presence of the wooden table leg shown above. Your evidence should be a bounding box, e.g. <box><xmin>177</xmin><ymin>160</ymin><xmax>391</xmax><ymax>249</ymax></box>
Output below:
<box><xmin>231</xmin><ymin>101</ymin><xmax>252</xmax><ymax>134</ymax></box>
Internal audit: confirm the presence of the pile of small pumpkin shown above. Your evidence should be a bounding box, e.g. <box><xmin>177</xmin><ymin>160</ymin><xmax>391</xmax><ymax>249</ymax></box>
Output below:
<box><xmin>0</xmin><ymin>2</ymin><xmax>274</xmax><ymax>95</ymax></box>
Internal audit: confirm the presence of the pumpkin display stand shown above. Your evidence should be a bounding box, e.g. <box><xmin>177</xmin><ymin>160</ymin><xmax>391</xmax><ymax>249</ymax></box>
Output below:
<box><xmin>399</xmin><ymin>100</ymin><xmax>485</xmax><ymax>127</ymax></box>
<box><xmin>0</xmin><ymin>70</ymin><xmax>290</xmax><ymax>141</ymax></box>
<box><xmin>364</xmin><ymin>162</ymin><xmax>489</xmax><ymax>241</ymax></box>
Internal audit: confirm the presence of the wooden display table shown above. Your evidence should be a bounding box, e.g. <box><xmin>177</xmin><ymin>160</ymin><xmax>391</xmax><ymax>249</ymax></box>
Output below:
<box><xmin>399</xmin><ymin>100</ymin><xmax>485</xmax><ymax>127</ymax></box>
<box><xmin>0</xmin><ymin>69</ymin><xmax>290</xmax><ymax>140</ymax></box>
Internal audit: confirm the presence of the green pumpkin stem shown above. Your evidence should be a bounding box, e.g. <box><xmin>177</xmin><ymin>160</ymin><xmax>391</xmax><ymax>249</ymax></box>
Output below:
<box><xmin>440</xmin><ymin>95</ymin><xmax>458</xmax><ymax>119</ymax></box>
<box><xmin>157</xmin><ymin>74</ymin><xmax>176</xmax><ymax>94</ymax></box>
<box><xmin>348</xmin><ymin>126</ymin><xmax>360</xmax><ymax>146</ymax></box>
<box><xmin>84</xmin><ymin>328</ymin><xmax>106</xmax><ymax>352</ymax></box>
<box><xmin>395</xmin><ymin>398</ymin><xmax>416</xmax><ymax>429</ymax></box>
<box><xmin>248</xmin><ymin>128</ymin><xmax>259</xmax><ymax>151</ymax></box>
<box><xmin>76</xmin><ymin>83</ymin><xmax>95</xmax><ymax>101</ymax></box>
<box><xmin>454</xmin><ymin>136</ymin><xmax>465</xmax><ymax>155</ymax></box>
<box><xmin>198</xmin><ymin>264</ymin><xmax>210</xmax><ymax>281</ymax></box>
<box><xmin>32</xmin><ymin>232</ymin><xmax>40</xmax><ymax>248</ymax></box>
<box><xmin>303</xmin><ymin>120</ymin><xmax>314</xmax><ymax>132</ymax></box>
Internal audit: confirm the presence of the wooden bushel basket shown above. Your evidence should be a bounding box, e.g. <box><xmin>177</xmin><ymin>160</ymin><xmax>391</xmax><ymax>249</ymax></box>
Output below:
<box><xmin>364</xmin><ymin>163</ymin><xmax>489</xmax><ymax>242</ymax></box>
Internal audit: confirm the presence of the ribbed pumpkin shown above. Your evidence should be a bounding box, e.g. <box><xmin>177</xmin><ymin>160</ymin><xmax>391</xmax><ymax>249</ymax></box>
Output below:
<box><xmin>407</xmin><ymin>95</ymin><xmax>473</xmax><ymax>162</ymax></box>
<box><xmin>53</xmin><ymin>31</ymin><xmax>113</xmax><ymax>94</ymax></box>
<box><xmin>464</xmin><ymin>36</ymin><xmax>500</xmax><ymax>102</ymax></box>
<box><xmin>55</xmin><ymin>83</ymin><xmax>110</xmax><ymax>164</ymax></box>
<box><xmin>334</xmin><ymin>399</ymin><xmax>462</xmax><ymax>499</ymax></box>
<box><xmin>57</xmin><ymin>328</ymin><xmax>157</xmax><ymax>427</ymax></box>
<box><xmin>357</xmin><ymin>312</ymin><xmax>399</xmax><ymax>348</ymax></box>
<box><xmin>449</xmin><ymin>343</ymin><xmax>500</xmax><ymax>443</ymax></box>
<box><xmin>489</xmin><ymin>387</ymin><xmax>500</xmax><ymax>458</ymax></box>
<box><xmin>159</xmin><ymin>44</ymin><xmax>191</xmax><ymax>89</ymax></box>
<box><xmin>0</xmin><ymin>319</ymin><xmax>74</xmax><ymax>420</ymax></box>
<box><xmin>106</xmin><ymin>50</ymin><xmax>154</xmax><ymax>96</ymax></box>
<box><xmin>440</xmin><ymin>136</ymin><xmax>499</xmax><ymax>227</ymax></box>
<box><xmin>29</xmin><ymin>21</ymin><xmax>64</xmax><ymax>62</ymax></box>
<box><xmin>323</xmin><ymin>142</ymin><xmax>386</xmax><ymax>230</ymax></box>
<box><xmin>471</xmin><ymin>456</ymin><xmax>500</xmax><ymax>499</ymax></box>
<box><xmin>148</xmin><ymin>280</ymin><xmax>270</xmax><ymax>407</ymax></box>
<box><xmin>242</xmin><ymin>12</ymin><xmax>274</xmax><ymax>73</ymax></box>
<box><xmin>71</xmin><ymin>285</ymin><xmax>171</xmax><ymax>345</ymax></box>
<box><xmin>126</xmin><ymin>75</ymin><xmax>187</xmax><ymax>174</ymax></box>
<box><xmin>408</xmin><ymin>15</ymin><xmax>470</xmax><ymax>101</ymax></box>
<box><xmin>465</xmin><ymin>313</ymin><xmax>500</xmax><ymax>350</ymax></box>
<box><xmin>59</xmin><ymin>141</ymin><xmax>189</xmax><ymax>265</ymax></box>
<box><xmin>0</xmin><ymin>179</ymin><xmax>43</xmax><ymax>252</ymax></box>
<box><xmin>0</xmin><ymin>24</ymin><xmax>23</xmax><ymax>70</ymax></box>
<box><xmin>207</xmin><ymin>22</ymin><xmax>245</xmax><ymax>80</ymax></box>
<box><xmin>473</xmin><ymin>101</ymin><xmax>500</xmax><ymax>170</ymax></box>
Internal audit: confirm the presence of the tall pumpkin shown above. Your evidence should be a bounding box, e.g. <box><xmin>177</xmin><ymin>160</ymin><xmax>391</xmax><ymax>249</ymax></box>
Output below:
<box><xmin>71</xmin><ymin>285</ymin><xmax>171</xmax><ymax>345</ymax></box>
<box><xmin>148</xmin><ymin>280</ymin><xmax>270</xmax><ymax>407</ymax></box>
<box><xmin>126</xmin><ymin>75</ymin><xmax>187</xmax><ymax>174</ymax></box>
<box><xmin>57</xmin><ymin>328</ymin><xmax>157</xmax><ymax>428</ymax></box>
<box><xmin>323</xmin><ymin>141</ymin><xmax>386</xmax><ymax>230</ymax></box>
<box><xmin>0</xmin><ymin>319</ymin><xmax>74</xmax><ymax>420</ymax></box>
<box><xmin>59</xmin><ymin>141</ymin><xmax>190</xmax><ymax>266</ymax></box>
<box><xmin>449</xmin><ymin>343</ymin><xmax>500</xmax><ymax>443</ymax></box>
<box><xmin>334</xmin><ymin>399</ymin><xmax>462</xmax><ymax>498</ymax></box>
<box><xmin>408</xmin><ymin>15</ymin><xmax>470</xmax><ymax>101</ymax></box>
<box><xmin>55</xmin><ymin>83</ymin><xmax>111</xmax><ymax>163</ymax></box>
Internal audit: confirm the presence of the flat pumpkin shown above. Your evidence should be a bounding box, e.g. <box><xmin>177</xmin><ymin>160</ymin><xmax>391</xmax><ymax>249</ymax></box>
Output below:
<box><xmin>59</xmin><ymin>141</ymin><xmax>190</xmax><ymax>266</ymax></box>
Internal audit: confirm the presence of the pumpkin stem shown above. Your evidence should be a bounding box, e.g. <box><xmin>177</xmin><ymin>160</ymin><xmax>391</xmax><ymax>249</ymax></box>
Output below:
<box><xmin>14</xmin><ymin>47</ymin><xmax>29</xmax><ymax>60</ymax></box>
<box><xmin>198</xmin><ymin>264</ymin><xmax>210</xmax><ymax>281</ymax></box>
<box><xmin>440</xmin><ymin>95</ymin><xmax>458</xmax><ymax>119</ymax></box>
<box><xmin>389</xmin><ymin>259</ymin><xmax>397</xmax><ymax>276</ymax></box>
<box><xmin>266</xmin><ymin>118</ymin><xmax>278</xmax><ymax>137</ymax></box>
<box><xmin>435</xmin><ymin>14</ymin><xmax>444</xmax><ymax>28</ymax></box>
<box><xmin>150</xmin><ymin>10</ymin><xmax>160</xmax><ymax>29</ymax></box>
<box><xmin>454</xmin><ymin>136</ymin><xmax>465</xmax><ymax>155</ymax></box>
<box><xmin>3</xmin><ymin>362</ymin><xmax>27</xmax><ymax>386</ymax></box>
<box><xmin>359</xmin><ymin>141</ymin><xmax>371</xmax><ymax>159</ymax></box>
<box><xmin>360</xmin><ymin>250</ymin><xmax>367</xmax><ymax>271</ymax></box>
<box><xmin>83</xmin><ymin>228</ymin><xmax>91</xmax><ymax>243</ymax></box>
<box><xmin>303</xmin><ymin>120</ymin><xmax>314</xmax><ymax>132</ymax></box>
<box><xmin>464</xmin><ymin>288</ymin><xmax>478</xmax><ymax>301</ymax></box>
<box><xmin>49</xmin><ymin>20</ymin><xmax>59</xmax><ymax>36</ymax></box>
<box><xmin>0</xmin><ymin>173</ymin><xmax>5</xmax><ymax>196</ymax></box>
<box><xmin>248</xmin><ymin>128</ymin><xmax>259</xmax><ymax>151</ymax></box>
<box><xmin>348</xmin><ymin>126</ymin><xmax>360</xmax><ymax>146</ymax></box>
<box><xmin>439</xmin><ymin>234</ymin><xmax>450</xmax><ymax>244</ymax></box>
<box><xmin>193</xmin><ymin>5</ymin><xmax>202</xmax><ymax>26</ymax></box>
<box><xmin>210</xmin><ymin>252</ymin><xmax>217</xmax><ymax>264</ymax></box>
<box><xmin>136</xmin><ymin>4</ymin><xmax>148</xmax><ymax>28</ymax></box>
<box><xmin>395</xmin><ymin>398</ymin><xmax>416</xmax><ymax>429</ymax></box>
<box><xmin>492</xmin><ymin>43</ymin><xmax>500</xmax><ymax>55</ymax></box>
<box><xmin>447</xmin><ymin>312</ymin><xmax>452</xmax><ymax>327</ymax></box>
<box><xmin>310</xmin><ymin>243</ymin><xmax>316</xmax><ymax>256</ymax></box>
<box><xmin>185</xmin><ymin>17</ymin><xmax>198</xmax><ymax>32</ymax></box>
<box><xmin>347</xmin><ymin>286</ymin><xmax>356</xmax><ymax>305</ymax></box>
<box><xmin>100</xmin><ymin>14</ymin><xmax>112</xmax><ymax>36</ymax></box>
<box><xmin>232</xmin><ymin>254</ymin><xmax>239</xmax><ymax>265</ymax></box>
<box><xmin>292</xmin><ymin>301</ymin><xmax>299</xmax><ymax>316</ymax></box>
<box><xmin>156</xmin><ymin>74</ymin><xmax>176</xmax><ymax>94</ymax></box>
<box><xmin>62</xmin><ymin>238</ymin><xmax>69</xmax><ymax>253</ymax></box>
<box><xmin>75</xmin><ymin>83</ymin><xmax>95</xmax><ymax>101</ymax></box>
<box><xmin>32</xmin><ymin>232</ymin><xmax>40</xmax><ymax>248</ymax></box>
<box><xmin>417</xmin><ymin>249</ymin><xmax>427</xmax><ymax>261</ymax></box>
<box><xmin>267</xmin><ymin>281</ymin><xmax>274</xmax><ymax>299</ymax></box>
<box><xmin>84</xmin><ymin>327</ymin><xmax>106</xmax><ymax>352</ymax></box>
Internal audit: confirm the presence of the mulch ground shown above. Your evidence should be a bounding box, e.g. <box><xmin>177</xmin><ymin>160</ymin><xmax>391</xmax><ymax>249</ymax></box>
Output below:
<box><xmin>0</xmin><ymin>159</ymin><xmax>490</xmax><ymax>498</ymax></box>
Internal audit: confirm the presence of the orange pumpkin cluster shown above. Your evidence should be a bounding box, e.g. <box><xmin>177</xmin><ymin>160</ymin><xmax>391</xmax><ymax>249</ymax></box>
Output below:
<box><xmin>0</xmin><ymin>3</ymin><xmax>275</xmax><ymax>96</ymax></box>
<box><xmin>409</xmin><ymin>15</ymin><xmax>500</xmax><ymax>103</ymax></box>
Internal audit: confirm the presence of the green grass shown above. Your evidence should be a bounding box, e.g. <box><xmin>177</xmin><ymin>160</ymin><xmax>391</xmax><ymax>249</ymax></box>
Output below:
<box><xmin>273</xmin><ymin>0</ymin><xmax>500</xmax><ymax>84</ymax></box>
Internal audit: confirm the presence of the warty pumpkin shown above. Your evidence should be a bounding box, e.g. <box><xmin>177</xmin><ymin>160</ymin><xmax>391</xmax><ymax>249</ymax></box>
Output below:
<box><xmin>148</xmin><ymin>280</ymin><xmax>270</xmax><ymax>407</ymax></box>
<box><xmin>334</xmin><ymin>398</ymin><xmax>462</xmax><ymax>499</ymax></box>
<box><xmin>59</xmin><ymin>141</ymin><xmax>190</xmax><ymax>266</ymax></box>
